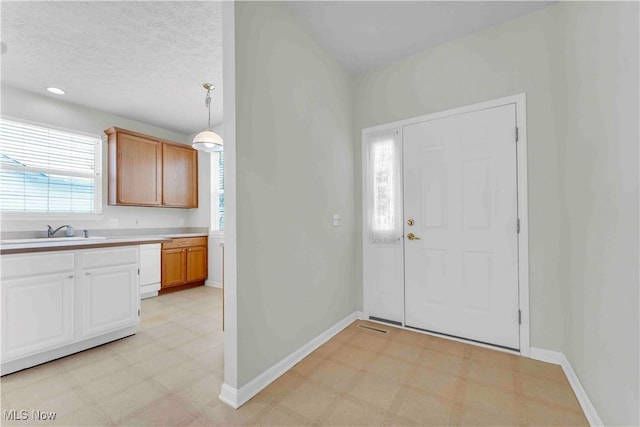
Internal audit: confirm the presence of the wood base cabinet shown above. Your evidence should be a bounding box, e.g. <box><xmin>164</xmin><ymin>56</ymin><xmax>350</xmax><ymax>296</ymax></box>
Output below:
<box><xmin>161</xmin><ymin>237</ymin><xmax>207</xmax><ymax>289</ymax></box>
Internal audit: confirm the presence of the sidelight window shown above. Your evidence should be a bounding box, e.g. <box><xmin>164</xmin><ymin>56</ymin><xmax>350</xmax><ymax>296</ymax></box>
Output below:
<box><xmin>211</xmin><ymin>151</ymin><xmax>224</xmax><ymax>231</ymax></box>
<box><xmin>366</xmin><ymin>130</ymin><xmax>402</xmax><ymax>243</ymax></box>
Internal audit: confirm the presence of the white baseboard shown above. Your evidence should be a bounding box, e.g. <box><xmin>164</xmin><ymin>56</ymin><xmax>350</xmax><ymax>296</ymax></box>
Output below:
<box><xmin>529</xmin><ymin>346</ymin><xmax>564</xmax><ymax>365</ymax></box>
<box><xmin>218</xmin><ymin>311</ymin><xmax>361</xmax><ymax>409</ymax></box>
<box><xmin>530</xmin><ymin>347</ymin><xmax>604</xmax><ymax>426</ymax></box>
<box><xmin>205</xmin><ymin>280</ymin><xmax>222</xmax><ymax>288</ymax></box>
<box><xmin>1</xmin><ymin>326</ymin><xmax>137</xmax><ymax>375</ymax></box>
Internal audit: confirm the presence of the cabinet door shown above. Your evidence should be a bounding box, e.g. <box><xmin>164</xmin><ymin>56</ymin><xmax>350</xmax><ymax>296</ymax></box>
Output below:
<box><xmin>113</xmin><ymin>132</ymin><xmax>162</xmax><ymax>206</ymax></box>
<box><xmin>186</xmin><ymin>246</ymin><xmax>208</xmax><ymax>282</ymax></box>
<box><xmin>161</xmin><ymin>248</ymin><xmax>187</xmax><ymax>288</ymax></box>
<box><xmin>81</xmin><ymin>265</ymin><xmax>139</xmax><ymax>338</ymax></box>
<box><xmin>1</xmin><ymin>273</ymin><xmax>75</xmax><ymax>361</ymax></box>
<box><xmin>162</xmin><ymin>144</ymin><xmax>198</xmax><ymax>208</ymax></box>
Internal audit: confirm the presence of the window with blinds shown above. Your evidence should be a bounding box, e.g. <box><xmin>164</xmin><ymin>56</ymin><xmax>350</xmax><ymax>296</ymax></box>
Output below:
<box><xmin>211</xmin><ymin>151</ymin><xmax>224</xmax><ymax>231</ymax></box>
<box><xmin>0</xmin><ymin>118</ymin><xmax>101</xmax><ymax>214</ymax></box>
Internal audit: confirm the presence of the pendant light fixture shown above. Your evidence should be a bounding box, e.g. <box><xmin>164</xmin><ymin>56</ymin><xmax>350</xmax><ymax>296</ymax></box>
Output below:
<box><xmin>192</xmin><ymin>83</ymin><xmax>223</xmax><ymax>152</ymax></box>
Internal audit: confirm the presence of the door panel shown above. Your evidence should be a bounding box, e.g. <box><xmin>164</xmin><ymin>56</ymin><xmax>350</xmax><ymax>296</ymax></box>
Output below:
<box><xmin>81</xmin><ymin>265</ymin><xmax>138</xmax><ymax>338</ymax></box>
<box><xmin>1</xmin><ymin>273</ymin><xmax>75</xmax><ymax>361</ymax></box>
<box><xmin>186</xmin><ymin>246</ymin><xmax>207</xmax><ymax>282</ymax></box>
<box><xmin>403</xmin><ymin>104</ymin><xmax>519</xmax><ymax>349</ymax></box>
<box><xmin>161</xmin><ymin>248</ymin><xmax>187</xmax><ymax>288</ymax></box>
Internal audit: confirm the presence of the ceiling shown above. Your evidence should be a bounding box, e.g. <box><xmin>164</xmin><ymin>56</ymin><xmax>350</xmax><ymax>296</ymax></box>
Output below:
<box><xmin>1</xmin><ymin>1</ymin><xmax>552</xmax><ymax>136</ymax></box>
<box><xmin>289</xmin><ymin>1</ymin><xmax>553</xmax><ymax>73</ymax></box>
<box><xmin>1</xmin><ymin>1</ymin><xmax>223</xmax><ymax>136</ymax></box>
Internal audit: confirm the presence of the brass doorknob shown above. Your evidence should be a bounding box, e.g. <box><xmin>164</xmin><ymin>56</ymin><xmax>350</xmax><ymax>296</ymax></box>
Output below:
<box><xmin>406</xmin><ymin>233</ymin><xmax>421</xmax><ymax>240</ymax></box>
<box><xmin>407</xmin><ymin>219</ymin><xmax>415</xmax><ymax>226</ymax></box>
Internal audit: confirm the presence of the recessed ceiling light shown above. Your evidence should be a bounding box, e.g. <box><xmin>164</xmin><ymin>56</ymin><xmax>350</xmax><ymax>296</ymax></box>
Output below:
<box><xmin>46</xmin><ymin>87</ymin><xmax>66</xmax><ymax>95</ymax></box>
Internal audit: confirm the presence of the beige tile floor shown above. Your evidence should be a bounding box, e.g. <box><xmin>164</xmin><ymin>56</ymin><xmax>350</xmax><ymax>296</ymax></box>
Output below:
<box><xmin>0</xmin><ymin>286</ymin><xmax>588</xmax><ymax>426</ymax></box>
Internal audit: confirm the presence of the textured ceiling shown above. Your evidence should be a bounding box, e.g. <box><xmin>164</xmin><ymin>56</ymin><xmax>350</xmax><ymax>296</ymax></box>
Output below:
<box><xmin>1</xmin><ymin>1</ymin><xmax>553</xmax><ymax>135</ymax></box>
<box><xmin>1</xmin><ymin>1</ymin><xmax>222</xmax><ymax>135</ymax></box>
<box><xmin>289</xmin><ymin>1</ymin><xmax>553</xmax><ymax>73</ymax></box>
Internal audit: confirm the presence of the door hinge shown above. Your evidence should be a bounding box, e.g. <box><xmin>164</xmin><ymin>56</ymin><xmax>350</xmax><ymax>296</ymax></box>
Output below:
<box><xmin>518</xmin><ymin>309</ymin><xmax>522</xmax><ymax>325</ymax></box>
<box><xmin>138</xmin><ymin>309</ymin><xmax>141</xmax><ymax>316</ymax></box>
<box><xmin>516</xmin><ymin>126</ymin><xmax>519</xmax><ymax>142</ymax></box>
<box><xmin>517</xmin><ymin>218</ymin><xmax>520</xmax><ymax>234</ymax></box>
<box><xmin>137</xmin><ymin>268</ymin><xmax>140</xmax><ymax>275</ymax></box>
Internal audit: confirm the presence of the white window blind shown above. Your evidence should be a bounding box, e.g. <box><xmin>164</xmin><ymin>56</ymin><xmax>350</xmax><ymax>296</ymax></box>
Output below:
<box><xmin>211</xmin><ymin>151</ymin><xmax>224</xmax><ymax>231</ymax></box>
<box><xmin>0</xmin><ymin>118</ymin><xmax>101</xmax><ymax>213</ymax></box>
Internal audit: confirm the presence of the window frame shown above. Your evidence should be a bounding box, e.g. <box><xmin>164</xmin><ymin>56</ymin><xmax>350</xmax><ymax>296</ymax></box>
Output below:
<box><xmin>0</xmin><ymin>116</ymin><xmax>103</xmax><ymax>220</ymax></box>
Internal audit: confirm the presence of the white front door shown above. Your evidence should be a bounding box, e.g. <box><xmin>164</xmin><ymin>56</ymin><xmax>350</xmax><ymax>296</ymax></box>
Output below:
<box><xmin>403</xmin><ymin>104</ymin><xmax>520</xmax><ymax>349</ymax></box>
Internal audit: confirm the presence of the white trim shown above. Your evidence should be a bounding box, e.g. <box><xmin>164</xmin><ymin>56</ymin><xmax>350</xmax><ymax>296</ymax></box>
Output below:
<box><xmin>529</xmin><ymin>346</ymin><xmax>564</xmax><ymax>365</ymax></box>
<box><xmin>361</xmin><ymin>93</ymin><xmax>530</xmax><ymax>355</ymax></box>
<box><xmin>1</xmin><ymin>326</ymin><xmax>136</xmax><ymax>375</ymax></box>
<box><xmin>205</xmin><ymin>280</ymin><xmax>222</xmax><ymax>289</ymax></box>
<box><xmin>218</xmin><ymin>311</ymin><xmax>361</xmax><ymax>409</ymax></box>
<box><xmin>514</xmin><ymin>93</ymin><xmax>530</xmax><ymax>357</ymax></box>
<box><xmin>530</xmin><ymin>347</ymin><xmax>604</xmax><ymax>427</ymax></box>
<box><xmin>560</xmin><ymin>354</ymin><xmax>604</xmax><ymax>427</ymax></box>
<box><xmin>221</xmin><ymin>0</ymin><xmax>239</xmax><ymax>393</ymax></box>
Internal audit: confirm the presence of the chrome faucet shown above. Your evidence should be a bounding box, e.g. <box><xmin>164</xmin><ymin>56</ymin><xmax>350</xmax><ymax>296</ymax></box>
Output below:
<box><xmin>47</xmin><ymin>225</ymin><xmax>74</xmax><ymax>238</ymax></box>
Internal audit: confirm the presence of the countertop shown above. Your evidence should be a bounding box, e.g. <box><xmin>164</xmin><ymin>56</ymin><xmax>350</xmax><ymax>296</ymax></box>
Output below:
<box><xmin>0</xmin><ymin>233</ymin><xmax>209</xmax><ymax>255</ymax></box>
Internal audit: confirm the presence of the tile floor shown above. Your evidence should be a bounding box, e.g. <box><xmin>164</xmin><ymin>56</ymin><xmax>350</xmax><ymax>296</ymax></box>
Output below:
<box><xmin>0</xmin><ymin>286</ymin><xmax>588</xmax><ymax>426</ymax></box>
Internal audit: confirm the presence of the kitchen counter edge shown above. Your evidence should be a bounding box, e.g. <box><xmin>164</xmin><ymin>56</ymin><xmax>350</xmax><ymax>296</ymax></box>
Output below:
<box><xmin>0</xmin><ymin>237</ymin><xmax>172</xmax><ymax>255</ymax></box>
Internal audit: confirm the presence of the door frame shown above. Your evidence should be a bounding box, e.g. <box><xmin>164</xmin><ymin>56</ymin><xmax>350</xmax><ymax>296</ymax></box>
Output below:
<box><xmin>362</xmin><ymin>93</ymin><xmax>530</xmax><ymax>357</ymax></box>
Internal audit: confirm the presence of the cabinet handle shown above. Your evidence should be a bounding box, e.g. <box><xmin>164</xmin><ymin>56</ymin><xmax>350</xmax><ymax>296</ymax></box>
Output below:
<box><xmin>68</xmin><ymin>275</ymin><xmax>74</xmax><ymax>279</ymax></box>
<box><xmin>85</xmin><ymin>272</ymin><xmax>91</xmax><ymax>276</ymax></box>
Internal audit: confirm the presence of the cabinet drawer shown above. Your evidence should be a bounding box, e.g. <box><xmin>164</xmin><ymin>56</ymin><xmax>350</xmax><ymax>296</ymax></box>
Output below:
<box><xmin>1</xmin><ymin>252</ymin><xmax>74</xmax><ymax>279</ymax></box>
<box><xmin>82</xmin><ymin>247</ymin><xmax>139</xmax><ymax>269</ymax></box>
<box><xmin>161</xmin><ymin>236</ymin><xmax>207</xmax><ymax>249</ymax></box>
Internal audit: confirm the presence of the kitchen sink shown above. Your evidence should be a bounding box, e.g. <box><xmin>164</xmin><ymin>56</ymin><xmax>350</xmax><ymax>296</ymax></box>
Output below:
<box><xmin>0</xmin><ymin>236</ymin><xmax>107</xmax><ymax>244</ymax></box>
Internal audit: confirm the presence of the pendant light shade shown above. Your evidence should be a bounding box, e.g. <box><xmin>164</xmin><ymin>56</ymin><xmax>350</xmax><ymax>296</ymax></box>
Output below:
<box><xmin>192</xmin><ymin>83</ymin><xmax>223</xmax><ymax>152</ymax></box>
<box><xmin>192</xmin><ymin>129</ymin><xmax>224</xmax><ymax>152</ymax></box>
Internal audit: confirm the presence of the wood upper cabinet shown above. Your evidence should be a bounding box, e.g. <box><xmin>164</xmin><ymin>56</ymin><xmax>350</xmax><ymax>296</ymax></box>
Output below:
<box><xmin>105</xmin><ymin>127</ymin><xmax>197</xmax><ymax>208</ymax></box>
<box><xmin>162</xmin><ymin>143</ymin><xmax>198</xmax><ymax>208</ymax></box>
<box><xmin>161</xmin><ymin>237</ymin><xmax>207</xmax><ymax>289</ymax></box>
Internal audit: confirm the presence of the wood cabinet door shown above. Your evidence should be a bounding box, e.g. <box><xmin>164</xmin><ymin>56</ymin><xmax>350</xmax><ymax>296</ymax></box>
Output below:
<box><xmin>186</xmin><ymin>246</ymin><xmax>207</xmax><ymax>282</ymax></box>
<box><xmin>162</xmin><ymin>144</ymin><xmax>198</xmax><ymax>208</ymax></box>
<box><xmin>112</xmin><ymin>132</ymin><xmax>162</xmax><ymax>206</ymax></box>
<box><xmin>161</xmin><ymin>248</ymin><xmax>187</xmax><ymax>288</ymax></box>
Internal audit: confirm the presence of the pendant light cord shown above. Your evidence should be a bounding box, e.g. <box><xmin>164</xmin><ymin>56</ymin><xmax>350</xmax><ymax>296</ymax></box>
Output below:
<box><xmin>205</xmin><ymin>87</ymin><xmax>212</xmax><ymax>129</ymax></box>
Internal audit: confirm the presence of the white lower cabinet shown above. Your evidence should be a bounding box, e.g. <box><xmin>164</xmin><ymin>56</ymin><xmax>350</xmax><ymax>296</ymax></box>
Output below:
<box><xmin>1</xmin><ymin>246</ymin><xmax>140</xmax><ymax>375</ymax></box>
<box><xmin>81</xmin><ymin>264</ymin><xmax>139</xmax><ymax>338</ymax></box>
<box><xmin>2</xmin><ymin>273</ymin><xmax>75</xmax><ymax>361</ymax></box>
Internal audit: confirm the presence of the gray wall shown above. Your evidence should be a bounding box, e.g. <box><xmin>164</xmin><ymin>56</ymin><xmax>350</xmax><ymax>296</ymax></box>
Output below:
<box><xmin>234</xmin><ymin>2</ymin><xmax>357</xmax><ymax>386</ymax></box>
<box><xmin>1</xmin><ymin>85</ymin><xmax>210</xmax><ymax>232</ymax></box>
<box><xmin>355</xmin><ymin>3</ymin><xmax>566</xmax><ymax>352</ymax></box>
<box><xmin>556</xmin><ymin>3</ymin><xmax>639</xmax><ymax>425</ymax></box>
<box><xmin>353</xmin><ymin>2</ymin><xmax>638</xmax><ymax>424</ymax></box>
